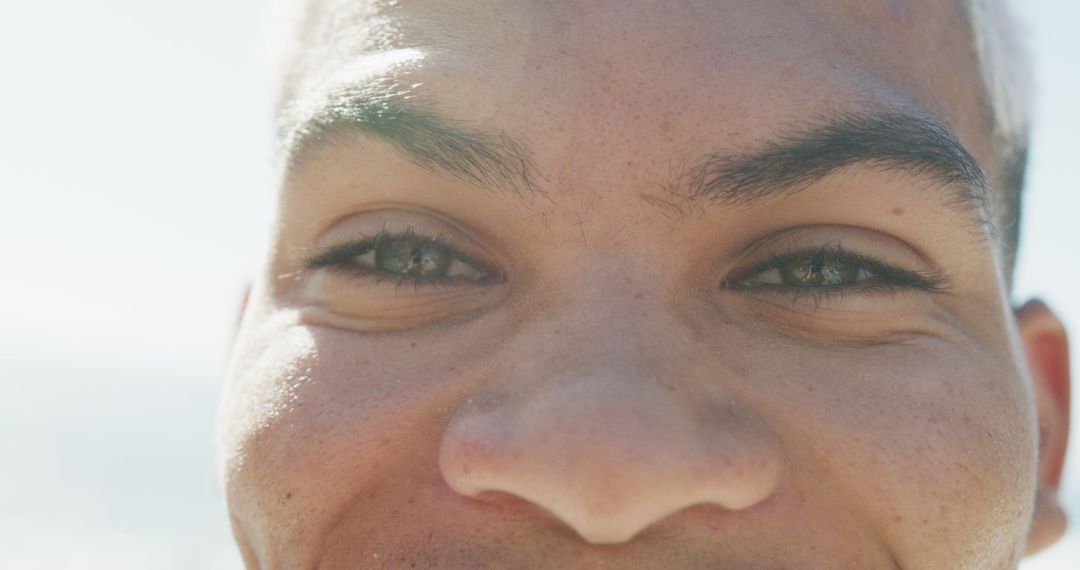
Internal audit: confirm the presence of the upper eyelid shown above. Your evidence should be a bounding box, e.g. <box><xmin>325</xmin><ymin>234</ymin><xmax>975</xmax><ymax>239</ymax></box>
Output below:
<box><xmin>728</xmin><ymin>223</ymin><xmax>945</xmax><ymax>271</ymax></box>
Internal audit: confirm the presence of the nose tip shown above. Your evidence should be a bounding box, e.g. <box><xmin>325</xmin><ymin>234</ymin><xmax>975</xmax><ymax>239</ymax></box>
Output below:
<box><xmin>439</xmin><ymin>378</ymin><xmax>783</xmax><ymax>544</ymax></box>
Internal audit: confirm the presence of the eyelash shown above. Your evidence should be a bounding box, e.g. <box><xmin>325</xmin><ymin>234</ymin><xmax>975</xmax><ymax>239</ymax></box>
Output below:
<box><xmin>306</xmin><ymin>233</ymin><xmax>948</xmax><ymax>303</ymax></box>
<box><xmin>722</xmin><ymin>245</ymin><xmax>949</xmax><ymax>302</ymax></box>
<box><xmin>304</xmin><ymin>229</ymin><xmax>501</xmax><ymax>288</ymax></box>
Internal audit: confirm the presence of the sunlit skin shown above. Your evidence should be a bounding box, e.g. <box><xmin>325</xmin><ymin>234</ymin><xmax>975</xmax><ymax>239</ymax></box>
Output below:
<box><xmin>218</xmin><ymin>1</ymin><xmax>1071</xmax><ymax>568</ymax></box>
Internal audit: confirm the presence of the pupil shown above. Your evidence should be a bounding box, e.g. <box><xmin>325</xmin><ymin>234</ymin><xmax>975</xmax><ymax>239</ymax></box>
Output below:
<box><xmin>376</xmin><ymin>239</ymin><xmax>453</xmax><ymax>277</ymax></box>
<box><xmin>782</xmin><ymin>255</ymin><xmax>858</xmax><ymax>286</ymax></box>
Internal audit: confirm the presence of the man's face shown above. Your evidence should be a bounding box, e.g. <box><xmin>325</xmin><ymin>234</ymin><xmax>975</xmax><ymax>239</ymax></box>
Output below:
<box><xmin>219</xmin><ymin>1</ymin><xmax>1068</xmax><ymax>567</ymax></box>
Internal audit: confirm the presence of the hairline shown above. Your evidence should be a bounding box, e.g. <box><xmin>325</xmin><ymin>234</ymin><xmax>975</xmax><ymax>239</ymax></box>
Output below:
<box><xmin>962</xmin><ymin>0</ymin><xmax>1032</xmax><ymax>281</ymax></box>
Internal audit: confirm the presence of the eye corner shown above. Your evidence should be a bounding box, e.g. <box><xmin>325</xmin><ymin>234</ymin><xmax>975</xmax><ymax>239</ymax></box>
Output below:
<box><xmin>719</xmin><ymin>275</ymin><xmax>750</xmax><ymax>291</ymax></box>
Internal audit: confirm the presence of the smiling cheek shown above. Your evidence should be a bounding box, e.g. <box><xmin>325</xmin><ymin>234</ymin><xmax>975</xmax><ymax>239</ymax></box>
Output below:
<box><xmin>221</xmin><ymin>293</ymin><xmax>1037</xmax><ymax>568</ymax></box>
<box><xmin>220</xmin><ymin>313</ymin><xmax>491</xmax><ymax>566</ymax></box>
<box><xmin>761</xmin><ymin>336</ymin><xmax>1036</xmax><ymax>568</ymax></box>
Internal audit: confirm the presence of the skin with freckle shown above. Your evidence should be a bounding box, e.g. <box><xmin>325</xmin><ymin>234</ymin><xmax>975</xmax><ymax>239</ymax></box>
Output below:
<box><xmin>218</xmin><ymin>1</ymin><xmax>1070</xmax><ymax>568</ymax></box>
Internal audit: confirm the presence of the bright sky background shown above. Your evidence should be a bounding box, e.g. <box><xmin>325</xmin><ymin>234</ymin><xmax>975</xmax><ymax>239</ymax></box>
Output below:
<box><xmin>0</xmin><ymin>1</ymin><xmax>1076</xmax><ymax>568</ymax></box>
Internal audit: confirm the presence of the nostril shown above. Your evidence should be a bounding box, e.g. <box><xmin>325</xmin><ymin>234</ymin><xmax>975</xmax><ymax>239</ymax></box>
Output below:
<box><xmin>470</xmin><ymin>489</ymin><xmax>520</xmax><ymax>504</ymax></box>
<box><xmin>465</xmin><ymin>489</ymin><xmax>555</xmax><ymax>517</ymax></box>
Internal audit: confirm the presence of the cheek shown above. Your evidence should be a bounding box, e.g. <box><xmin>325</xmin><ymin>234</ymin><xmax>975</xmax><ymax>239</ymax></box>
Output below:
<box><xmin>762</xmin><ymin>337</ymin><xmax>1037</xmax><ymax>566</ymax></box>
<box><xmin>218</xmin><ymin>316</ymin><xmax>483</xmax><ymax>559</ymax></box>
<box><xmin>218</xmin><ymin>322</ymin><xmax>318</xmax><ymax>489</ymax></box>
<box><xmin>217</xmin><ymin>320</ymin><xmax>322</xmax><ymax>554</ymax></box>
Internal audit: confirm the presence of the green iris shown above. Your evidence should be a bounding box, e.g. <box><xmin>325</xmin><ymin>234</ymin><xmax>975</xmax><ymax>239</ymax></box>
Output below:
<box><xmin>375</xmin><ymin>239</ymin><xmax>453</xmax><ymax>278</ymax></box>
<box><xmin>779</xmin><ymin>255</ymin><xmax>859</xmax><ymax>286</ymax></box>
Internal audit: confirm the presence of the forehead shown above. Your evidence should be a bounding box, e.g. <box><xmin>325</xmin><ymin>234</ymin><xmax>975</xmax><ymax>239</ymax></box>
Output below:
<box><xmin>280</xmin><ymin>0</ymin><xmax>992</xmax><ymax>179</ymax></box>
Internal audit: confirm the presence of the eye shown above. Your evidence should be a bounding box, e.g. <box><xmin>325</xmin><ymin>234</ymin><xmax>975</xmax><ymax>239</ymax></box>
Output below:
<box><xmin>742</xmin><ymin>252</ymin><xmax>866</xmax><ymax>287</ymax></box>
<box><xmin>305</xmin><ymin>230</ymin><xmax>499</xmax><ymax>285</ymax></box>
<box><xmin>368</xmin><ymin>237</ymin><xmax>453</xmax><ymax>278</ymax></box>
<box><xmin>725</xmin><ymin>246</ymin><xmax>946</xmax><ymax>293</ymax></box>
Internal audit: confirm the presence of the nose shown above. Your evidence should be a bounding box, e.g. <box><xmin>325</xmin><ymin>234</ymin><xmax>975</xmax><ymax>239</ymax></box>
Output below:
<box><xmin>438</xmin><ymin>319</ymin><xmax>784</xmax><ymax>544</ymax></box>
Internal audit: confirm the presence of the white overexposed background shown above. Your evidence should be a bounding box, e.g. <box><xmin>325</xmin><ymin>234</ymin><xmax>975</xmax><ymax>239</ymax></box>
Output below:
<box><xmin>0</xmin><ymin>1</ymin><xmax>1075</xmax><ymax>568</ymax></box>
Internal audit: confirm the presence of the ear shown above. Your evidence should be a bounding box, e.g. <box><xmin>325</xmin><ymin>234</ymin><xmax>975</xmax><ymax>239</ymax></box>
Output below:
<box><xmin>1017</xmin><ymin>299</ymin><xmax>1071</xmax><ymax>555</ymax></box>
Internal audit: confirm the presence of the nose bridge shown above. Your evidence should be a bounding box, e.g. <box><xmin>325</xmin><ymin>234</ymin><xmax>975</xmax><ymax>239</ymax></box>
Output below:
<box><xmin>536</xmin><ymin>261</ymin><xmax>687</xmax><ymax>360</ymax></box>
<box><xmin>438</xmin><ymin>291</ymin><xmax>784</xmax><ymax>544</ymax></box>
<box><xmin>508</xmin><ymin>276</ymin><xmax>698</xmax><ymax>409</ymax></box>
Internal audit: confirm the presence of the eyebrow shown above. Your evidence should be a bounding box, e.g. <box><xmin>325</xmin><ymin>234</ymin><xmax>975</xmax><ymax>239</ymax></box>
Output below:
<box><xmin>281</xmin><ymin>86</ymin><xmax>542</xmax><ymax>196</ymax></box>
<box><xmin>681</xmin><ymin>111</ymin><xmax>990</xmax><ymax>217</ymax></box>
<box><xmin>283</xmin><ymin>90</ymin><xmax>989</xmax><ymax>222</ymax></box>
